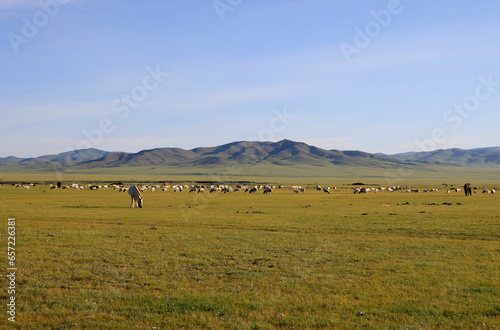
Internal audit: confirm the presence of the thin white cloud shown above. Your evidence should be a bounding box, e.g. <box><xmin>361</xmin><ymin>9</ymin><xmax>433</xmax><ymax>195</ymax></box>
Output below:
<box><xmin>308</xmin><ymin>22</ymin><xmax>500</xmax><ymax>75</ymax></box>
<box><xmin>1</xmin><ymin>100</ymin><xmax>112</xmax><ymax>127</ymax></box>
<box><xmin>164</xmin><ymin>82</ymin><xmax>305</xmax><ymax>113</ymax></box>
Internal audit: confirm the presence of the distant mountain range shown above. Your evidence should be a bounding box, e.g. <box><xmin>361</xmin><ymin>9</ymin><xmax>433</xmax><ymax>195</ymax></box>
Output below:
<box><xmin>1</xmin><ymin>140</ymin><xmax>500</xmax><ymax>172</ymax></box>
<box><xmin>0</xmin><ymin>148</ymin><xmax>111</xmax><ymax>166</ymax></box>
<box><xmin>386</xmin><ymin>147</ymin><xmax>500</xmax><ymax>169</ymax></box>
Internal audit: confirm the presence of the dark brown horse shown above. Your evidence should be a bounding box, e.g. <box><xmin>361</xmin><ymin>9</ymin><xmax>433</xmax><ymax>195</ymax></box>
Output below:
<box><xmin>464</xmin><ymin>183</ymin><xmax>472</xmax><ymax>196</ymax></box>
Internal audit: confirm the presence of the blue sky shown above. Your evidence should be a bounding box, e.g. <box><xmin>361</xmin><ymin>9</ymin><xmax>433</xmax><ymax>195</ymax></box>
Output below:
<box><xmin>1</xmin><ymin>0</ymin><xmax>499</xmax><ymax>157</ymax></box>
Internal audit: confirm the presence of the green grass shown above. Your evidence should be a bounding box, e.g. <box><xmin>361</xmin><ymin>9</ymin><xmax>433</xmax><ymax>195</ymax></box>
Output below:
<box><xmin>3</xmin><ymin>158</ymin><xmax>500</xmax><ymax>186</ymax></box>
<box><xmin>0</xmin><ymin>183</ymin><xmax>499</xmax><ymax>328</ymax></box>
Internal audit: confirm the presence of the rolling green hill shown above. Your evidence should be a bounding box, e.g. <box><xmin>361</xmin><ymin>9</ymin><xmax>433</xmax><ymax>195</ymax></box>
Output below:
<box><xmin>13</xmin><ymin>148</ymin><xmax>111</xmax><ymax>165</ymax></box>
<box><xmin>71</xmin><ymin>140</ymin><xmax>406</xmax><ymax>169</ymax></box>
<box><xmin>2</xmin><ymin>140</ymin><xmax>500</xmax><ymax>182</ymax></box>
<box><xmin>390</xmin><ymin>147</ymin><xmax>500</xmax><ymax>169</ymax></box>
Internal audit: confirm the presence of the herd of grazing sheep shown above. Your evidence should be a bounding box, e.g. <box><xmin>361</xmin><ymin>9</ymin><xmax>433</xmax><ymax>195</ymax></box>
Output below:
<box><xmin>5</xmin><ymin>182</ymin><xmax>496</xmax><ymax>195</ymax></box>
<box><xmin>4</xmin><ymin>181</ymin><xmax>497</xmax><ymax>210</ymax></box>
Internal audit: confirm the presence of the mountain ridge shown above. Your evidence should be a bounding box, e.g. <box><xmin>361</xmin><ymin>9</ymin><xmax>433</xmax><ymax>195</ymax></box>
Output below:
<box><xmin>1</xmin><ymin>140</ymin><xmax>500</xmax><ymax>170</ymax></box>
<box><xmin>0</xmin><ymin>148</ymin><xmax>111</xmax><ymax>166</ymax></box>
<box><xmin>390</xmin><ymin>147</ymin><xmax>500</xmax><ymax>169</ymax></box>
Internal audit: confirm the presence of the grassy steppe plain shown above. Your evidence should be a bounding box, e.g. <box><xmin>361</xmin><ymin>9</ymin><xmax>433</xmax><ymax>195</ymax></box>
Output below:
<box><xmin>1</xmin><ymin>182</ymin><xmax>499</xmax><ymax>329</ymax></box>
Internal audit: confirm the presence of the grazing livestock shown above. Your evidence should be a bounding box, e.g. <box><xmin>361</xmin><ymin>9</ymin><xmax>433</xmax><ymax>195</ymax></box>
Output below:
<box><xmin>249</xmin><ymin>187</ymin><xmax>258</xmax><ymax>194</ymax></box>
<box><xmin>128</xmin><ymin>185</ymin><xmax>143</xmax><ymax>208</ymax></box>
<box><xmin>464</xmin><ymin>183</ymin><xmax>472</xmax><ymax>196</ymax></box>
<box><xmin>263</xmin><ymin>187</ymin><xmax>273</xmax><ymax>194</ymax></box>
<box><xmin>491</xmin><ymin>189</ymin><xmax>496</xmax><ymax>194</ymax></box>
<box><xmin>483</xmin><ymin>189</ymin><xmax>491</xmax><ymax>194</ymax></box>
<box><xmin>323</xmin><ymin>187</ymin><xmax>330</xmax><ymax>194</ymax></box>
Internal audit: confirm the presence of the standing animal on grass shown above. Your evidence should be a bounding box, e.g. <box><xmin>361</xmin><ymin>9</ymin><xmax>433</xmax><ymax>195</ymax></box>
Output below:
<box><xmin>263</xmin><ymin>187</ymin><xmax>273</xmax><ymax>194</ymax></box>
<box><xmin>464</xmin><ymin>183</ymin><xmax>472</xmax><ymax>196</ymax></box>
<box><xmin>128</xmin><ymin>185</ymin><xmax>143</xmax><ymax>208</ymax></box>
